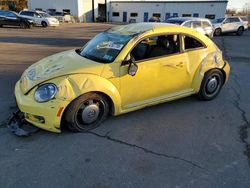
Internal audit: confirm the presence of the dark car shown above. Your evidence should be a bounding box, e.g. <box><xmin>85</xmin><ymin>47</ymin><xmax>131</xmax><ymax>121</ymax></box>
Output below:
<box><xmin>0</xmin><ymin>10</ymin><xmax>34</xmax><ymax>29</ymax></box>
<box><xmin>148</xmin><ymin>17</ymin><xmax>162</xmax><ymax>22</ymax></box>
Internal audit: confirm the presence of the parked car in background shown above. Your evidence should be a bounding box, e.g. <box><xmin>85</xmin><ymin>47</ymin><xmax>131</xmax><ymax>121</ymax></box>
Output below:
<box><xmin>47</xmin><ymin>11</ymin><xmax>64</xmax><ymax>22</ymax></box>
<box><xmin>212</xmin><ymin>16</ymin><xmax>247</xmax><ymax>36</ymax></box>
<box><xmin>19</xmin><ymin>10</ymin><xmax>59</xmax><ymax>27</ymax></box>
<box><xmin>148</xmin><ymin>17</ymin><xmax>162</xmax><ymax>22</ymax></box>
<box><xmin>0</xmin><ymin>10</ymin><xmax>34</xmax><ymax>29</ymax></box>
<box><xmin>165</xmin><ymin>17</ymin><xmax>214</xmax><ymax>38</ymax></box>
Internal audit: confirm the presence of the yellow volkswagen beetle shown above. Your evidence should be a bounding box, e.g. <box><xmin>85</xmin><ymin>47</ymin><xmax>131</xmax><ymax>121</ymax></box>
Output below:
<box><xmin>14</xmin><ymin>23</ymin><xmax>230</xmax><ymax>133</ymax></box>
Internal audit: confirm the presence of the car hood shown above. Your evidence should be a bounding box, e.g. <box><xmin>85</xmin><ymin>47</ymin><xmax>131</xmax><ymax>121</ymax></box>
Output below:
<box><xmin>20</xmin><ymin>50</ymin><xmax>105</xmax><ymax>94</ymax></box>
<box><xmin>212</xmin><ymin>23</ymin><xmax>221</xmax><ymax>28</ymax></box>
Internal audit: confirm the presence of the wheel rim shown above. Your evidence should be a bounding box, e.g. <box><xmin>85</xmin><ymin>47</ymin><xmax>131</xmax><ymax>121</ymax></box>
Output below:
<box><xmin>76</xmin><ymin>99</ymin><xmax>104</xmax><ymax>127</ymax></box>
<box><xmin>215</xmin><ymin>29</ymin><xmax>221</xmax><ymax>36</ymax></box>
<box><xmin>238</xmin><ymin>28</ymin><xmax>243</xmax><ymax>34</ymax></box>
<box><xmin>205</xmin><ymin>74</ymin><xmax>221</xmax><ymax>96</ymax></box>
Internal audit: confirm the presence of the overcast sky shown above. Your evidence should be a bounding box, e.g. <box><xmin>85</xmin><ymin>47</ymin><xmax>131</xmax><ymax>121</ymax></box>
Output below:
<box><xmin>227</xmin><ymin>0</ymin><xmax>249</xmax><ymax>9</ymax></box>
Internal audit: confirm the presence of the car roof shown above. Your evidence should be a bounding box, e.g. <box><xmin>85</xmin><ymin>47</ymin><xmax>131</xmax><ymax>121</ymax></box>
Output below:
<box><xmin>168</xmin><ymin>17</ymin><xmax>209</xmax><ymax>22</ymax></box>
<box><xmin>107</xmin><ymin>23</ymin><xmax>184</xmax><ymax>36</ymax></box>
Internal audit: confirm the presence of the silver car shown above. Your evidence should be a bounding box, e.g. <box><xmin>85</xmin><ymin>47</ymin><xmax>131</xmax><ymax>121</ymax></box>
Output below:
<box><xmin>212</xmin><ymin>17</ymin><xmax>247</xmax><ymax>36</ymax></box>
<box><xmin>165</xmin><ymin>17</ymin><xmax>214</xmax><ymax>38</ymax></box>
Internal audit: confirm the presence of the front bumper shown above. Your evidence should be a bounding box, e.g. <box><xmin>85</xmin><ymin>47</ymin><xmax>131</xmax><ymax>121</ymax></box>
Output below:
<box><xmin>48</xmin><ymin>22</ymin><xmax>60</xmax><ymax>27</ymax></box>
<box><xmin>15</xmin><ymin>81</ymin><xmax>69</xmax><ymax>133</ymax></box>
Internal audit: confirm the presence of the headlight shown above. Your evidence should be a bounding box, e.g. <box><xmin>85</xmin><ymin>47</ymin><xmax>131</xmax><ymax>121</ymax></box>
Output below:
<box><xmin>34</xmin><ymin>83</ymin><xmax>58</xmax><ymax>103</ymax></box>
<box><xmin>27</xmin><ymin>19</ymin><xmax>34</xmax><ymax>23</ymax></box>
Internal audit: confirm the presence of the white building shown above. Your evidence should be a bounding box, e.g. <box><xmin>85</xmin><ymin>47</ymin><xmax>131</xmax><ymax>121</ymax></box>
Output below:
<box><xmin>109</xmin><ymin>0</ymin><xmax>228</xmax><ymax>22</ymax></box>
<box><xmin>28</xmin><ymin>0</ymin><xmax>228</xmax><ymax>22</ymax></box>
<box><xmin>28</xmin><ymin>0</ymin><xmax>107</xmax><ymax>22</ymax></box>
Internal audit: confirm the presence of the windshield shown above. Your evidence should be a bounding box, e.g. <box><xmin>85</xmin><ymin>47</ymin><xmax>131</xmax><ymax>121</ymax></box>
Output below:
<box><xmin>79</xmin><ymin>32</ymin><xmax>133</xmax><ymax>63</ymax></box>
<box><xmin>165</xmin><ymin>20</ymin><xmax>185</xmax><ymax>25</ymax></box>
<box><xmin>39</xmin><ymin>12</ymin><xmax>51</xmax><ymax>18</ymax></box>
<box><xmin>212</xmin><ymin>18</ymin><xmax>225</xmax><ymax>24</ymax></box>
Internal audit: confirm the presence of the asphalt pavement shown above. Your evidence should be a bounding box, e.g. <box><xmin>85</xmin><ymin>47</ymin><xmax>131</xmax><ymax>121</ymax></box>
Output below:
<box><xmin>0</xmin><ymin>24</ymin><xmax>249</xmax><ymax>188</ymax></box>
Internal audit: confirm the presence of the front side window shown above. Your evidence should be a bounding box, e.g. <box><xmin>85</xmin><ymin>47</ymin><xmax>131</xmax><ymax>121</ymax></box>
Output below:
<box><xmin>184</xmin><ymin>36</ymin><xmax>204</xmax><ymax>50</ymax></box>
<box><xmin>39</xmin><ymin>12</ymin><xmax>51</xmax><ymax>18</ymax></box>
<box><xmin>212</xmin><ymin>18</ymin><xmax>225</xmax><ymax>24</ymax></box>
<box><xmin>202</xmin><ymin>21</ymin><xmax>211</xmax><ymax>28</ymax></box>
<box><xmin>79</xmin><ymin>32</ymin><xmax>132</xmax><ymax>63</ymax></box>
<box><xmin>5</xmin><ymin>12</ymin><xmax>16</xmax><ymax>18</ymax></box>
<box><xmin>131</xmin><ymin>34</ymin><xmax>180</xmax><ymax>61</ymax></box>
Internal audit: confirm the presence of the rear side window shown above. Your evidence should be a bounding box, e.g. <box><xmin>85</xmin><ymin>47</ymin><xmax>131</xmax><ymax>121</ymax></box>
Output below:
<box><xmin>202</xmin><ymin>21</ymin><xmax>211</xmax><ymax>28</ymax></box>
<box><xmin>184</xmin><ymin>36</ymin><xmax>204</xmax><ymax>50</ymax></box>
<box><xmin>192</xmin><ymin>21</ymin><xmax>202</xmax><ymax>29</ymax></box>
<box><xmin>229</xmin><ymin>18</ymin><xmax>240</xmax><ymax>23</ymax></box>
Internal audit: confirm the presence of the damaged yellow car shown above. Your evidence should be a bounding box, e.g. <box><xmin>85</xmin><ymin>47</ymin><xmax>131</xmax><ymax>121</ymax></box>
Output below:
<box><xmin>15</xmin><ymin>23</ymin><xmax>230</xmax><ymax>133</ymax></box>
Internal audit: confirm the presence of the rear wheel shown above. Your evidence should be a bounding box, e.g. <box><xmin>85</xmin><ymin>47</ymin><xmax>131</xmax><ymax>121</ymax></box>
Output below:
<box><xmin>20</xmin><ymin>22</ymin><xmax>27</xmax><ymax>29</ymax></box>
<box><xmin>41</xmin><ymin>21</ymin><xmax>48</xmax><ymax>27</ymax></box>
<box><xmin>236</xmin><ymin>27</ymin><xmax>244</xmax><ymax>36</ymax></box>
<box><xmin>198</xmin><ymin>69</ymin><xmax>224</xmax><ymax>100</ymax></box>
<box><xmin>214</xmin><ymin>28</ymin><xmax>222</xmax><ymax>36</ymax></box>
<box><xmin>63</xmin><ymin>93</ymin><xmax>109</xmax><ymax>132</ymax></box>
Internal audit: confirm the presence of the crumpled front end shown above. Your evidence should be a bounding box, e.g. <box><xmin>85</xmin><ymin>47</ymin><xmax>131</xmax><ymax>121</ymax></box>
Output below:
<box><xmin>14</xmin><ymin>80</ymin><xmax>70</xmax><ymax>133</ymax></box>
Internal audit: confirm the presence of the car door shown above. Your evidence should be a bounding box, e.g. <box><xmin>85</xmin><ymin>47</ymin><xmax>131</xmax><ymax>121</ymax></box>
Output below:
<box><xmin>33</xmin><ymin>12</ymin><xmax>43</xmax><ymax>25</ymax></box>
<box><xmin>5</xmin><ymin>12</ymin><xmax>19</xmax><ymax>26</ymax></box>
<box><xmin>221</xmin><ymin>18</ymin><xmax>233</xmax><ymax>32</ymax></box>
<box><xmin>119</xmin><ymin>34</ymin><xmax>190</xmax><ymax>109</ymax></box>
<box><xmin>181</xmin><ymin>34</ymin><xmax>208</xmax><ymax>87</ymax></box>
<box><xmin>0</xmin><ymin>11</ymin><xmax>7</xmax><ymax>25</ymax></box>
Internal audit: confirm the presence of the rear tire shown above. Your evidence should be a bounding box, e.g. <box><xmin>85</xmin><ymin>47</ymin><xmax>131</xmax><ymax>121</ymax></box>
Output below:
<box><xmin>214</xmin><ymin>28</ymin><xmax>222</xmax><ymax>36</ymax></box>
<box><xmin>198</xmin><ymin>69</ymin><xmax>224</xmax><ymax>101</ymax></box>
<box><xmin>41</xmin><ymin>21</ymin><xmax>48</xmax><ymax>28</ymax></box>
<box><xmin>63</xmin><ymin>93</ymin><xmax>109</xmax><ymax>132</ymax></box>
<box><xmin>236</xmin><ymin>27</ymin><xmax>244</xmax><ymax>36</ymax></box>
<box><xmin>20</xmin><ymin>22</ymin><xmax>27</xmax><ymax>29</ymax></box>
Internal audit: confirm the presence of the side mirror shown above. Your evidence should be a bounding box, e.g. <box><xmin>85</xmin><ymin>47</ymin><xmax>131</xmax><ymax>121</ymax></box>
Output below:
<box><xmin>128</xmin><ymin>62</ymin><xmax>138</xmax><ymax>76</ymax></box>
<box><xmin>122</xmin><ymin>54</ymin><xmax>138</xmax><ymax>76</ymax></box>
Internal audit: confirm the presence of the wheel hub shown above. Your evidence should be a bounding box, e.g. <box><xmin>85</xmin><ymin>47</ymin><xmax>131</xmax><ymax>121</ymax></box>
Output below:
<box><xmin>207</xmin><ymin>77</ymin><xmax>218</xmax><ymax>93</ymax></box>
<box><xmin>81</xmin><ymin>104</ymin><xmax>100</xmax><ymax>124</ymax></box>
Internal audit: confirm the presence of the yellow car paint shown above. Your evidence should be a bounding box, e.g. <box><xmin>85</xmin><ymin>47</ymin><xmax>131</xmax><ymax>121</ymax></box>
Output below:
<box><xmin>15</xmin><ymin>23</ymin><xmax>230</xmax><ymax>133</ymax></box>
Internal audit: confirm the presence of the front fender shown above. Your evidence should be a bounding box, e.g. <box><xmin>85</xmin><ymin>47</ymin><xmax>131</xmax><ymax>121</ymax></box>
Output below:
<box><xmin>55</xmin><ymin>74</ymin><xmax>122</xmax><ymax>115</ymax></box>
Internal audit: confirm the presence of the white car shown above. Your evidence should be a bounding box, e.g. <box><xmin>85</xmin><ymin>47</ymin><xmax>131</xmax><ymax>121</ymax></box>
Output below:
<box><xmin>212</xmin><ymin>17</ymin><xmax>246</xmax><ymax>36</ymax></box>
<box><xmin>165</xmin><ymin>17</ymin><xmax>214</xmax><ymax>38</ymax></box>
<box><xmin>19</xmin><ymin>10</ymin><xmax>59</xmax><ymax>27</ymax></box>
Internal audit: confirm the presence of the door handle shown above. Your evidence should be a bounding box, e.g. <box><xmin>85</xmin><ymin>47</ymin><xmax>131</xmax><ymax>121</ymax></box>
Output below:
<box><xmin>162</xmin><ymin>62</ymin><xmax>184</xmax><ymax>69</ymax></box>
<box><xmin>176</xmin><ymin>62</ymin><xmax>184</xmax><ymax>68</ymax></box>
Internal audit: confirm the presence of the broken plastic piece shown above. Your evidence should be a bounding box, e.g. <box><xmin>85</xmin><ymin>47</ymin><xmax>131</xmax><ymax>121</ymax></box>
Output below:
<box><xmin>8</xmin><ymin>111</ymin><xmax>40</xmax><ymax>137</ymax></box>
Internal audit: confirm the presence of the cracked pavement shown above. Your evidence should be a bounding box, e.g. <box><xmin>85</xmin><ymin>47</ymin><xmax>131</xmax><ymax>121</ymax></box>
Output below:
<box><xmin>0</xmin><ymin>24</ymin><xmax>250</xmax><ymax>188</ymax></box>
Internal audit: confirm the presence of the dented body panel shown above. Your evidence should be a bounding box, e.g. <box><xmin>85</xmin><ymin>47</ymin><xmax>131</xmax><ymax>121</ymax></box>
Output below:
<box><xmin>14</xmin><ymin>23</ymin><xmax>230</xmax><ymax>133</ymax></box>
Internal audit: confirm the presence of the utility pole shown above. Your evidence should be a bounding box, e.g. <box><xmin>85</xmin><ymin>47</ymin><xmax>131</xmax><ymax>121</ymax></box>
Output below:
<box><xmin>92</xmin><ymin>0</ymin><xmax>95</xmax><ymax>22</ymax></box>
<box><xmin>105</xmin><ymin>0</ymin><xmax>107</xmax><ymax>22</ymax></box>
